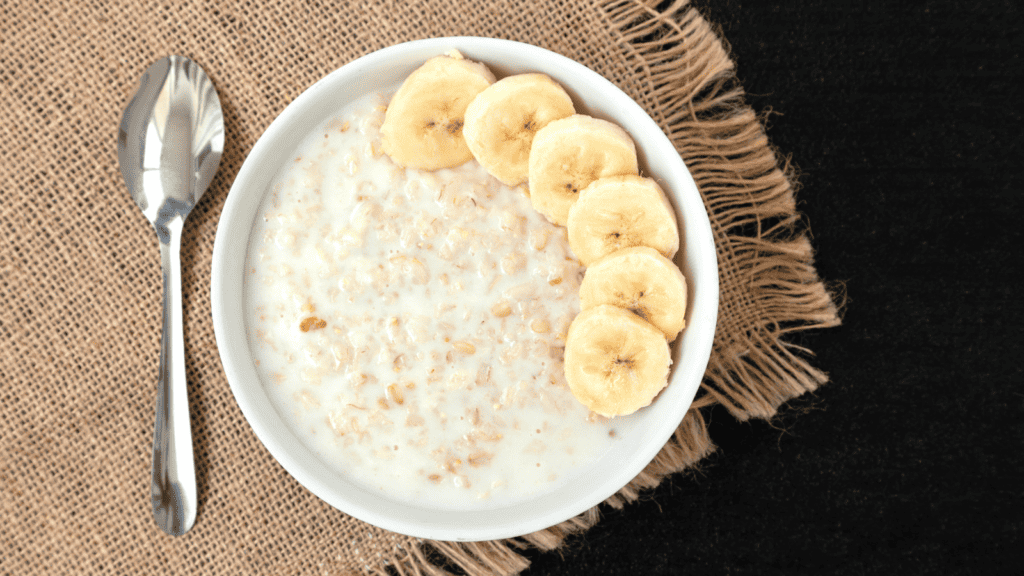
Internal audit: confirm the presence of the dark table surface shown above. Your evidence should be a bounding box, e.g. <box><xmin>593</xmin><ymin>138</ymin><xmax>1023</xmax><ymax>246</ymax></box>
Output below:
<box><xmin>522</xmin><ymin>1</ymin><xmax>1022</xmax><ymax>574</ymax></box>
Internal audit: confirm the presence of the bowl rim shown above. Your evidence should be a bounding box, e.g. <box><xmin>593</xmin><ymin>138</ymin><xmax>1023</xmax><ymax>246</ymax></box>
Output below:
<box><xmin>211</xmin><ymin>36</ymin><xmax>719</xmax><ymax>541</ymax></box>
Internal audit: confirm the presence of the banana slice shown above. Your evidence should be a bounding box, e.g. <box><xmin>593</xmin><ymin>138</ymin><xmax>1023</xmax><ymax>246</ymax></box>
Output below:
<box><xmin>563</xmin><ymin>304</ymin><xmax>671</xmax><ymax>417</ymax></box>
<box><xmin>381</xmin><ymin>52</ymin><xmax>496</xmax><ymax>170</ymax></box>
<box><xmin>566</xmin><ymin>175</ymin><xmax>679</xmax><ymax>266</ymax></box>
<box><xmin>463</xmin><ymin>73</ymin><xmax>575</xmax><ymax>187</ymax></box>
<box><xmin>580</xmin><ymin>246</ymin><xmax>688</xmax><ymax>341</ymax></box>
<box><xmin>528</xmin><ymin>115</ymin><xmax>638</xmax><ymax>226</ymax></box>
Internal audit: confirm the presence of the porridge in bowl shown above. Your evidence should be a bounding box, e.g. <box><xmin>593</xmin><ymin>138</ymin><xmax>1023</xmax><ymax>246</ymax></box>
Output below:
<box><xmin>246</xmin><ymin>94</ymin><xmax>618</xmax><ymax>506</ymax></box>
<box><xmin>214</xmin><ymin>38</ymin><xmax>717</xmax><ymax>540</ymax></box>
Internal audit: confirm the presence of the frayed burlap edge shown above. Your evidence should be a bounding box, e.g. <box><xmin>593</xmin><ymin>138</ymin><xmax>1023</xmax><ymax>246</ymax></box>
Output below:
<box><xmin>371</xmin><ymin>1</ymin><xmax>843</xmax><ymax>575</ymax></box>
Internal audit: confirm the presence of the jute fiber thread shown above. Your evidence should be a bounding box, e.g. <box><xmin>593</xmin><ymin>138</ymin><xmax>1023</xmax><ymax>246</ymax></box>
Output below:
<box><xmin>0</xmin><ymin>0</ymin><xmax>840</xmax><ymax>574</ymax></box>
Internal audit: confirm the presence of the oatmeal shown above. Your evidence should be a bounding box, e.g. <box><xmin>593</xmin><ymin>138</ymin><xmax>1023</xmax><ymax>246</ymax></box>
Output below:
<box><xmin>245</xmin><ymin>93</ymin><xmax>617</xmax><ymax>507</ymax></box>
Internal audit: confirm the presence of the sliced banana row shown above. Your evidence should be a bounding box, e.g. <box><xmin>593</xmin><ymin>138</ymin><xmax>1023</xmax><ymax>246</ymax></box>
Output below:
<box><xmin>380</xmin><ymin>53</ymin><xmax>690</xmax><ymax>417</ymax></box>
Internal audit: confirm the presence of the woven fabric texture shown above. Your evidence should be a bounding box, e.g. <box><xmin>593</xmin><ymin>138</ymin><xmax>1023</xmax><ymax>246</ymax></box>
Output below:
<box><xmin>0</xmin><ymin>0</ymin><xmax>839</xmax><ymax>574</ymax></box>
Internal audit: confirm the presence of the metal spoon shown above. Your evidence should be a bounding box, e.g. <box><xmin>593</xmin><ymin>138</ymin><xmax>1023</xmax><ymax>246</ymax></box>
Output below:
<box><xmin>117</xmin><ymin>55</ymin><xmax>224</xmax><ymax>536</ymax></box>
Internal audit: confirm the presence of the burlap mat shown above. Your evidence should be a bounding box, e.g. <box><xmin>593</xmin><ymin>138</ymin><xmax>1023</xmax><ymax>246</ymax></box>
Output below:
<box><xmin>0</xmin><ymin>0</ymin><xmax>840</xmax><ymax>574</ymax></box>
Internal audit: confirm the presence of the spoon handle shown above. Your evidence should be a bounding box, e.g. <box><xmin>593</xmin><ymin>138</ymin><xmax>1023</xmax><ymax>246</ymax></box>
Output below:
<box><xmin>151</xmin><ymin>221</ymin><xmax>197</xmax><ymax>536</ymax></box>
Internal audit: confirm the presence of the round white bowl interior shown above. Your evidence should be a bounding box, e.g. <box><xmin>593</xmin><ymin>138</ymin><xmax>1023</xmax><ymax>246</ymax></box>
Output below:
<box><xmin>211</xmin><ymin>37</ymin><xmax>718</xmax><ymax>542</ymax></box>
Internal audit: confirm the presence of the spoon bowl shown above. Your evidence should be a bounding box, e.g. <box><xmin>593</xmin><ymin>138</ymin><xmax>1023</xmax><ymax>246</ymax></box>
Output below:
<box><xmin>118</xmin><ymin>55</ymin><xmax>224</xmax><ymax>536</ymax></box>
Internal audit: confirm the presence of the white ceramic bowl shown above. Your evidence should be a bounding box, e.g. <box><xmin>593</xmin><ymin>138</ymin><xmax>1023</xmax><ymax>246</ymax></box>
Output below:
<box><xmin>211</xmin><ymin>37</ymin><xmax>718</xmax><ymax>541</ymax></box>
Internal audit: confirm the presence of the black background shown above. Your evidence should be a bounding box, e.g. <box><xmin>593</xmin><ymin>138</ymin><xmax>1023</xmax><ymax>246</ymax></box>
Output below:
<box><xmin>521</xmin><ymin>1</ymin><xmax>1022</xmax><ymax>574</ymax></box>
